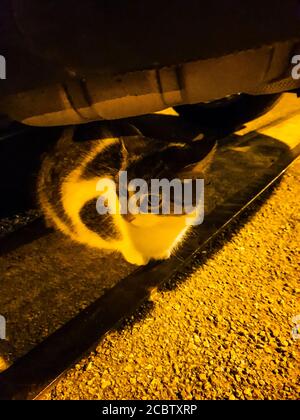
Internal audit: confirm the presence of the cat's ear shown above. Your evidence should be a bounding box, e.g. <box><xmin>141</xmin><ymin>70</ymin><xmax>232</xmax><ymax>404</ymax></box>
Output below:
<box><xmin>118</xmin><ymin>123</ymin><xmax>147</xmax><ymax>156</ymax></box>
<box><xmin>114</xmin><ymin>122</ymin><xmax>143</xmax><ymax>138</ymax></box>
<box><xmin>120</xmin><ymin>135</ymin><xmax>147</xmax><ymax>156</ymax></box>
<box><xmin>126</xmin><ymin>123</ymin><xmax>144</xmax><ymax>137</ymax></box>
<box><xmin>178</xmin><ymin>142</ymin><xmax>217</xmax><ymax>178</ymax></box>
<box><xmin>60</xmin><ymin>126</ymin><xmax>76</xmax><ymax>143</ymax></box>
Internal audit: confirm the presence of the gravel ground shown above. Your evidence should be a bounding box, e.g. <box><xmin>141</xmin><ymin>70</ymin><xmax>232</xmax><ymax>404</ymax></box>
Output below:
<box><xmin>46</xmin><ymin>157</ymin><xmax>300</xmax><ymax>400</ymax></box>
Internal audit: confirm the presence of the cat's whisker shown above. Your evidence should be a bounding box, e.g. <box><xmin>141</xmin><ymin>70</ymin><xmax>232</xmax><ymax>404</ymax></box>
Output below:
<box><xmin>172</xmin><ymin>254</ymin><xmax>185</xmax><ymax>263</ymax></box>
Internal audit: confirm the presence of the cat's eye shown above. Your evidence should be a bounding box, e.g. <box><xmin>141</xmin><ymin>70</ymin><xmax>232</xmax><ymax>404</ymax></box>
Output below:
<box><xmin>147</xmin><ymin>194</ymin><xmax>163</xmax><ymax>210</ymax></box>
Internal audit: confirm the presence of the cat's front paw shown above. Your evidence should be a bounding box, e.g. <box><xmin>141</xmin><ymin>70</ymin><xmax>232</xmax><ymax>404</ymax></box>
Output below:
<box><xmin>123</xmin><ymin>250</ymin><xmax>172</xmax><ymax>266</ymax></box>
<box><xmin>122</xmin><ymin>251</ymin><xmax>151</xmax><ymax>266</ymax></box>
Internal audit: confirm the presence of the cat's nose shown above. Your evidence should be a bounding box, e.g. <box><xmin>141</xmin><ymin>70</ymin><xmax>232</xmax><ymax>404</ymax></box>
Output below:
<box><xmin>123</xmin><ymin>213</ymin><xmax>135</xmax><ymax>223</ymax></box>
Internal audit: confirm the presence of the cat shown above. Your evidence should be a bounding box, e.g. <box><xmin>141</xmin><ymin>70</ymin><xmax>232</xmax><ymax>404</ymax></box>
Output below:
<box><xmin>38</xmin><ymin>121</ymin><xmax>216</xmax><ymax>265</ymax></box>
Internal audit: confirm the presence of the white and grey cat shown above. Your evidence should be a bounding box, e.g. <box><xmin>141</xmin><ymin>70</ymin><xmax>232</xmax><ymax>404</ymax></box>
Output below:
<box><xmin>38</xmin><ymin>122</ymin><xmax>216</xmax><ymax>265</ymax></box>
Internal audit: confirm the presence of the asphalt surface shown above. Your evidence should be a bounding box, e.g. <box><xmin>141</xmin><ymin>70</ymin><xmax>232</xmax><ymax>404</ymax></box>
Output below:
<box><xmin>46</xmin><ymin>157</ymin><xmax>300</xmax><ymax>400</ymax></box>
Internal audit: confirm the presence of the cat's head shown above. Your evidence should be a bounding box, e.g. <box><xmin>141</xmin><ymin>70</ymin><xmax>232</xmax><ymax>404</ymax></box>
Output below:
<box><xmin>80</xmin><ymin>123</ymin><xmax>216</xmax><ymax>265</ymax></box>
<box><xmin>116</xmin><ymin>124</ymin><xmax>215</xmax><ymax>215</ymax></box>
